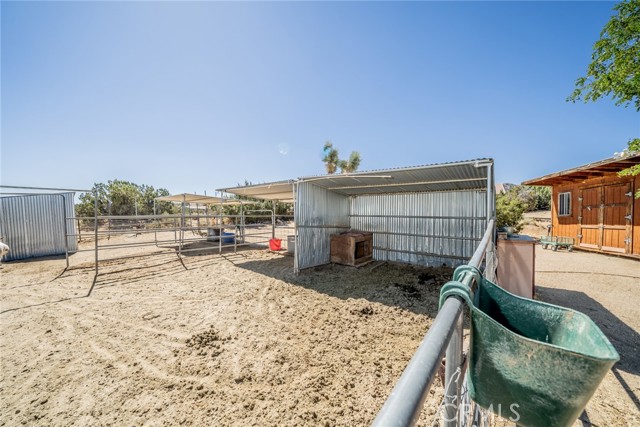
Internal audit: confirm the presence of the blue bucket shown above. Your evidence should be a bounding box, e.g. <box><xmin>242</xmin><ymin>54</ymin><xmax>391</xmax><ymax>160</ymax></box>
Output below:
<box><xmin>222</xmin><ymin>232</ymin><xmax>234</xmax><ymax>244</ymax></box>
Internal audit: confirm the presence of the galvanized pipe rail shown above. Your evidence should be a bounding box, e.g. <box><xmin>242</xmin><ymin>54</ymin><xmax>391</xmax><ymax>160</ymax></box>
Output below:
<box><xmin>372</xmin><ymin>218</ymin><xmax>494</xmax><ymax>427</ymax></box>
<box><xmin>70</xmin><ymin>211</ymin><xmax>293</xmax><ymax>273</ymax></box>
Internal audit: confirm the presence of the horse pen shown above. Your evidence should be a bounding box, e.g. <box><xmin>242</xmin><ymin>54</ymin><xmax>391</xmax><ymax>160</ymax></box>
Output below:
<box><xmin>1</xmin><ymin>158</ymin><xmax>636</xmax><ymax>427</ymax></box>
<box><xmin>0</xmin><ymin>228</ymin><xmax>457</xmax><ymax>425</ymax></box>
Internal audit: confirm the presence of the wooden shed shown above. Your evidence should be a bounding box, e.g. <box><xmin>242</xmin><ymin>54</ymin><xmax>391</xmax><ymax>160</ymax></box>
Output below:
<box><xmin>523</xmin><ymin>153</ymin><xmax>640</xmax><ymax>258</ymax></box>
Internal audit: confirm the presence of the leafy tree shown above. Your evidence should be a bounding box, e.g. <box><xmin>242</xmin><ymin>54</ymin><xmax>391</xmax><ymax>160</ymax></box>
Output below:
<box><xmin>106</xmin><ymin>180</ymin><xmax>139</xmax><ymax>216</ymax></box>
<box><xmin>322</xmin><ymin>141</ymin><xmax>362</xmax><ymax>174</ymax></box>
<box><xmin>532</xmin><ymin>186</ymin><xmax>552</xmax><ymax>211</ymax></box>
<box><xmin>618</xmin><ymin>137</ymin><xmax>640</xmax><ymax>197</ymax></box>
<box><xmin>515</xmin><ymin>186</ymin><xmax>551</xmax><ymax>212</ymax></box>
<box><xmin>76</xmin><ymin>183</ymin><xmax>109</xmax><ymax>218</ymax></box>
<box><xmin>75</xmin><ymin>180</ymin><xmax>176</xmax><ymax>218</ymax></box>
<box><xmin>567</xmin><ymin>0</ymin><xmax>640</xmax><ymax>110</ymax></box>
<box><xmin>496</xmin><ymin>189</ymin><xmax>527</xmax><ymax>232</ymax></box>
<box><xmin>568</xmin><ymin>0</ymin><xmax>640</xmax><ymax>196</ymax></box>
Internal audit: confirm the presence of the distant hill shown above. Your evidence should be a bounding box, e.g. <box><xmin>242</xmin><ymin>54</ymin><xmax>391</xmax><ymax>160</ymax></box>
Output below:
<box><xmin>495</xmin><ymin>183</ymin><xmax>516</xmax><ymax>194</ymax></box>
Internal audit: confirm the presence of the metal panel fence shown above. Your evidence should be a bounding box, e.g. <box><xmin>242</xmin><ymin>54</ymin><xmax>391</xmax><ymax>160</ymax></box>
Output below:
<box><xmin>294</xmin><ymin>182</ymin><xmax>350</xmax><ymax>272</ymax></box>
<box><xmin>350</xmin><ymin>191</ymin><xmax>487</xmax><ymax>267</ymax></box>
<box><xmin>373</xmin><ymin>219</ymin><xmax>496</xmax><ymax>427</ymax></box>
<box><xmin>0</xmin><ymin>193</ymin><xmax>77</xmax><ymax>261</ymax></box>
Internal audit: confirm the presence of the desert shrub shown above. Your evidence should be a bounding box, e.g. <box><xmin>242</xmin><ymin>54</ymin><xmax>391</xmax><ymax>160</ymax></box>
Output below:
<box><xmin>496</xmin><ymin>189</ymin><xmax>526</xmax><ymax>232</ymax></box>
<box><xmin>515</xmin><ymin>185</ymin><xmax>551</xmax><ymax>211</ymax></box>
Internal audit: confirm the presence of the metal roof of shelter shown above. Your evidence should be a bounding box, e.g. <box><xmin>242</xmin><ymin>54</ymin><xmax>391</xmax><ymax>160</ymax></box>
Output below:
<box><xmin>298</xmin><ymin>159</ymin><xmax>492</xmax><ymax>196</ymax></box>
<box><xmin>155</xmin><ymin>193</ymin><xmax>241</xmax><ymax>205</ymax></box>
<box><xmin>523</xmin><ymin>153</ymin><xmax>640</xmax><ymax>186</ymax></box>
<box><xmin>217</xmin><ymin>159</ymin><xmax>492</xmax><ymax>201</ymax></box>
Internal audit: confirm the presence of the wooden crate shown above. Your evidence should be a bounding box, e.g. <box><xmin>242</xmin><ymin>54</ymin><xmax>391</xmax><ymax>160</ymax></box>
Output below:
<box><xmin>330</xmin><ymin>231</ymin><xmax>373</xmax><ymax>266</ymax></box>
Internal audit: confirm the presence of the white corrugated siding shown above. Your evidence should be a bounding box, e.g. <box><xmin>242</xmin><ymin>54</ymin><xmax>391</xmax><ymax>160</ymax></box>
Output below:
<box><xmin>349</xmin><ymin>191</ymin><xmax>487</xmax><ymax>267</ymax></box>
<box><xmin>295</xmin><ymin>182</ymin><xmax>349</xmax><ymax>271</ymax></box>
<box><xmin>0</xmin><ymin>193</ymin><xmax>77</xmax><ymax>261</ymax></box>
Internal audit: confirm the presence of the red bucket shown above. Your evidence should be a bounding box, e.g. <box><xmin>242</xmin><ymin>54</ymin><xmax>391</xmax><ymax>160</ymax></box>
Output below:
<box><xmin>269</xmin><ymin>238</ymin><xmax>282</xmax><ymax>251</ymax></box>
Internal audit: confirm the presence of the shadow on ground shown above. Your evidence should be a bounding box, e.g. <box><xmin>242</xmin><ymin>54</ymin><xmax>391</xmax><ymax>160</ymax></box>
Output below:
<box><xmin>228</xmin><ymin>253</ymin><xmax>453</xmax><ymax>318</ymax></box>
<box><xmin>3</xmin><ymin>246</ymin><xmax>454</xmax><ymax>323</ymax></box>
<box><xmin>537</xmin><ymin>286</ymin><xmax>640</xmax><ymax>410</ymax></box>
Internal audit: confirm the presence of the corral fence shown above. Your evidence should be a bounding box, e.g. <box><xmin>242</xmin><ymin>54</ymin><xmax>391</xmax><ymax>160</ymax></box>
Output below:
<box><xmin>373</xmin><ymin>218</ymin><xmax>497</xmax><ymax>427</ymax></box>
<box><xmin>72</xmin><ymin>209</ymin><xmax>294</xmax><ymax>273</ymax></box>
<box><xmin>0</xmin><ymin>185</ymin><xmax>294</xmax><ymax>273</ymax></box>
<box><xmin>3</xmin><ymin>185</ymin><xmax>498</xmax><ymax>425</ymax></box>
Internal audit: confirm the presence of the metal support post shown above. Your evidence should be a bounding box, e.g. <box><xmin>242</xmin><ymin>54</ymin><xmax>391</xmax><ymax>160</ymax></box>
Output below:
<box><xmin>272</xmin><ymin>201</ymin><xmax>277</xmax><ymax>240</ymax></box>
<box><xmin>444</xmin><ymin>309</ymin><xmax>464</xmax><ymax>427</ymax></box>
<box><xmin>179</xmin><ymin>196</ymin><xmax>185</xmax><ymax>256</ymax></box>
<box><xmin>94</xmin><ymin>190</ymin><xmax>99</xmax><ymax>275</ymax></box>
<box><xmin>60</xmin><ymin>194</ymin><xmax>69</xmax><ymax>269</ymax></box>
<box><xmin>372</xmin><ymin>297</ymin><xmax>464</xmax><ymax>426</ymax></box>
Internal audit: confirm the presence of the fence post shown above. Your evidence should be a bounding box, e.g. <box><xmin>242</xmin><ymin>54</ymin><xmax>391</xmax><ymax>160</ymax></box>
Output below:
<box><xmin>272</xmin><ymin>201</ymin><xmax>277</xmax><ymax>240</ymax></box>
<box><xmin>60</xmin><ymin>194</ymin><xmax>69</xmax><ymax>269</ymax></box>
<box><xmin>94</xmin><ymin>190</ymin><xmax>99</xmax><ymax>275</ymax></box>
<box><xmin>444</xmin><ymin>309</ymin><xmax>463</xmax><ymax>427</ymax></box>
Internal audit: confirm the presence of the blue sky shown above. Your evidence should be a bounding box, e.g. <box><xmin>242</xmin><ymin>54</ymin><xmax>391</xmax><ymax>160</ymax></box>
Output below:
<box><xmin>1</xmin><ymin>1</ymin><xmax>638</xmax><ymax>195</ymax></box>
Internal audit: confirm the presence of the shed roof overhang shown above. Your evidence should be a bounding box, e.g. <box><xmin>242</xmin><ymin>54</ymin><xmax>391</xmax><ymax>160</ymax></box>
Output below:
<box><xmin>217</xmin><ymin>159</ymin><xmax>492</xmax><ymax>201</ymax></box>
<box><xmin>522</xmin><ymin>154</ymin><xmax>640</xmax><ymax>186</ymax></box>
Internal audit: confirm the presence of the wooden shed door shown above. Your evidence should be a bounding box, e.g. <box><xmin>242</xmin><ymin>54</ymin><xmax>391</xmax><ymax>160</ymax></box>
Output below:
<box><xmin>602</xmin><ymin>183</ymin><xmax>632</xmax><ymax>253</ymax></box>
<box><xmin>578</xmin><ymin>183</ymin><xmax>632</xmax><ymax>254</ymax></box>
<box><xmin>579</xmin><ymin>187</ymin><xmax>601</xmax><ymax>249</ymax></box>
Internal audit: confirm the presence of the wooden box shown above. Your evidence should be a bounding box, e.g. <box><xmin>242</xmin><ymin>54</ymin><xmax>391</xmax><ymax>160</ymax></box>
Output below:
<box><xmin>330</xmin><ymin>231</ymin><xmax>373</xmax><ymax>266</ymax></box>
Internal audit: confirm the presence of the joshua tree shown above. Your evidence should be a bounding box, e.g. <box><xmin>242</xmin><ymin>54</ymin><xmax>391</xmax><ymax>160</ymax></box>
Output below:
<box><xmin>322</xmin><ymin>141</ymin><xmax>361</xmax><ymax>174</ymax></box>
<box><xmin>322</xmin><ymin>141</ymin><xmax>340</xmax><ymax>174</ymax></box>
<box><xmin>339</xmin><ymin>151</ymin><xmax>362</xmax><ymax>173</ymax></box>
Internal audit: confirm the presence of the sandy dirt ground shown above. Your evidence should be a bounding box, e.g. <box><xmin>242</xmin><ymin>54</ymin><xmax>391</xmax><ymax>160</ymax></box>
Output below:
<box><xmin>534</xmin><ymin>248</ymin><xmax>640</xmax><ymax>427</ymax></box>
<box><xmin>1</xmin><ymin>228</ymin><xmax>638</xmax><ymax>426</ymax></box>
<box><xmin>1</xmin><ymin>232</ymin><xmax>452</xmax><ymax>427</ymax></box>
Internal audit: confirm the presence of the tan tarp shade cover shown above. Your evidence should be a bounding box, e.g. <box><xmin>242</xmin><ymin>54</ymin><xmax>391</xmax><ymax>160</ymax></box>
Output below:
<box><xmin>155</xmin><ymin>193</ymin><xmax>241</xmax><ymax>205</ymax></box>
<box><xmin>217</xmin><ymin>181</ymin><xmax>295</xmax><ymax>202</ymax></box>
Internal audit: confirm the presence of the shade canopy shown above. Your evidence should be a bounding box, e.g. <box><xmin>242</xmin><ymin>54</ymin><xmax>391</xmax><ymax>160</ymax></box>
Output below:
<box><xmin>217</xmin><ymin>181</ymin><xmax>295</xmax><ymax>202</ymax></box>
<box><xmin>155</xmin><ymin>193</ymin><xmax>241</xmax><ymax>205</ymax></box>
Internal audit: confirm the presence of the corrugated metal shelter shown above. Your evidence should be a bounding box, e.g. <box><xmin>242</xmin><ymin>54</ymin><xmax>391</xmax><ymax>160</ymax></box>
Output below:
<box><xmin>220</xmin><ymin>159</ymin><xmax>494</xmax><ymax>272</ymax></box>
<box><xmin>0</xmin><ymin>192</ymin><xmax>78</xmax><ymax>261</ymax></box>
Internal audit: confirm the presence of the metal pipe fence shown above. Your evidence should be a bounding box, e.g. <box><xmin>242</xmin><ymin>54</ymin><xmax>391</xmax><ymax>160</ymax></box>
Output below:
<box><xmin>69</xmin><ymin>212</ymin><xmax>294</xmax><ymax>273</ymax></box>
<box><xmin>372</xmin><ymin>218</ymin><xmax>495</xmax><ymax>427</ymax></box>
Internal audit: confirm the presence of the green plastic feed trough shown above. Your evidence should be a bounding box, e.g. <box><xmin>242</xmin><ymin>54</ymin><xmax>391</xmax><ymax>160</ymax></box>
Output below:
<box><xmin>439</xmin><ymin>266</ymin><xmax>619</xmax><ymax>427</ymax></box>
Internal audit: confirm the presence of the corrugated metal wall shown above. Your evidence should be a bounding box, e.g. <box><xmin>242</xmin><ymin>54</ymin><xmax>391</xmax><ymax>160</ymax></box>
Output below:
<box><xmin>295</xmin><ymin>182</ymin><xmax>350</xmax><ymax>271</ymax></box>
<box><xmin>0</xmin><ymin>193</ymin><xmax>78</xmax><ymax>261</ymax></box>
<box><xmin>350</xmin><ymin>191</ymin><xmax>487</xmax><ymax>267</ymax></box>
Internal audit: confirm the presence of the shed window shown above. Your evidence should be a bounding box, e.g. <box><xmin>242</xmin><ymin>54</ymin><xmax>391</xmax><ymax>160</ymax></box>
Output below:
<box><xmin>558</xmin><ymin>192</ymin><xmax>571</xmax><ymax>216</ymax></box>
